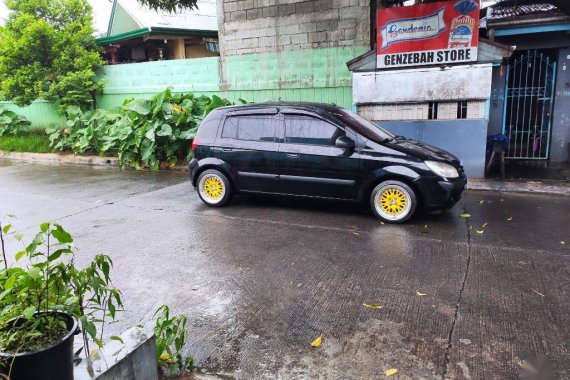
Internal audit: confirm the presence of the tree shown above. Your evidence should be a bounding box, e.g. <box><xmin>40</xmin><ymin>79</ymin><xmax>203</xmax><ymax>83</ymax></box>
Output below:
<box><xmin>137</xmin><ymin>0</ymin><xmax>197</xmax><ymax>13</ymax></box>
<box><xmin>0</xmin><ymin>0</ymin><xmax>104</xmax><ymax>111</ymax></box>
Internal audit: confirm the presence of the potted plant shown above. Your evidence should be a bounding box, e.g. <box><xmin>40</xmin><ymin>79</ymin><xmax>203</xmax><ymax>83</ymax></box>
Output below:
<box><xmin>0</xmin><ymin>219</ymin><xmax>122</xmax><ymax>380</ymax></box>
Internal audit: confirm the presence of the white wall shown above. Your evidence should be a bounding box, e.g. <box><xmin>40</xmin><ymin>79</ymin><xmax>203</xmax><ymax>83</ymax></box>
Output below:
<box><xmin>353</xmin><ymin>63</ymin><xmax>493</xmax><ymax>104</ymax></box>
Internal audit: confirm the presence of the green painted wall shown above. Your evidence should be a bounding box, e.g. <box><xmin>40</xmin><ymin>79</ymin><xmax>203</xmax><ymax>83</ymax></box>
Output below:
<box><xmin>3</xmin><ymin>46</ymin><xmax>366</xmax><ymax>125</ymax></box>
<box><xmin>96</xmin><ymin>57</ymin><xmax>221</xmax><ymax>108</ymax></box>
<box><xmin>224</xmin><ymin>47</ymin><xmax>362</xmax><ymax>90</ymax></box>
<box><xmin>221</xmin><ymin>46</ymin><xmax>365</xmax><ymax>108</ymax></box>
<box><xmin>0</xmin><ymin>100</ymin><xmax>64</xmax><ymax>128</ymax></box>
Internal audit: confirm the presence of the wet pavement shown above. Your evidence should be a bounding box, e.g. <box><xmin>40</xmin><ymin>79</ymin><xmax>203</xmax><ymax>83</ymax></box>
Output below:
<box><xmin>1</xmin><ymin>161</ymin><xmax>569</xmax><ymax>379</ymax></box>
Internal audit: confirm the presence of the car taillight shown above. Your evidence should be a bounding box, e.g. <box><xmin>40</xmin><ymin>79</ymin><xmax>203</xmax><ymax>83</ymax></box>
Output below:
<box><xmin>191</xmin><ymin>138</ymin><xmax>199</xmax><ymax>152</ymax></box>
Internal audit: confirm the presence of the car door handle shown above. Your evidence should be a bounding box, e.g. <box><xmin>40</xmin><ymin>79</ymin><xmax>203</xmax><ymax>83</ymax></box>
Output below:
<box><xmin>222</xmin><ymin>147</ymin><xmax>233</xmax><ymax>152</ymax></box>
<box><xmin>286</xmin><ymin>153</ymin><xmax>299</xmax><ymax>158</ymax></box>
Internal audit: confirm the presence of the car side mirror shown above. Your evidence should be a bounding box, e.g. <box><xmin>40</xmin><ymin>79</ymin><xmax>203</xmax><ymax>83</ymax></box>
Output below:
<box><xmin>335</xmin><ymin>136</ymin><xmax>355</xmax><ymax>149</ymax></box>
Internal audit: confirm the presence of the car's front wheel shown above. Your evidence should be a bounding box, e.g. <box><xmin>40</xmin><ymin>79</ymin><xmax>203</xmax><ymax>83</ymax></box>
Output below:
<box><xmin>370</xmin><ymin>180</ymin><xmax>417</xmax><ymax>223</ymax></box>
<box><xmin>196</xmin><ymin>169</ymin><xmax>232</xmax><ymax>207</ymax></box>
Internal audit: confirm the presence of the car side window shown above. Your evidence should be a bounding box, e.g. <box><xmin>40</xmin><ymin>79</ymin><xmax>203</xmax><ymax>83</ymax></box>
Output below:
<box><xmin>284</xmin><ymin>115</ymin><xmax>344</xmax><ymax>146</ymax></box>
<box><xmin>222</xmin><ymin>115</ymin><xmax>276</xmax><ymax>142</ymax></box>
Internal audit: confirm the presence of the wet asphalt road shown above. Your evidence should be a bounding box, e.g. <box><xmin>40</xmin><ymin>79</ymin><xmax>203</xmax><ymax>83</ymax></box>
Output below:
<box><xmin>0</xmin><ymin>161</ymin><xmax>569</xmax><ymax>380</ymax></box>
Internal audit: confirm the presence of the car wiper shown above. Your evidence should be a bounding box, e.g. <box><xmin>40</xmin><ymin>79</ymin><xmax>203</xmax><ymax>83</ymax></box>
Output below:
<box><xmin>384</xmin><ymin>135</ymin><xmax>406</xmax><ymax>143</ymax></box>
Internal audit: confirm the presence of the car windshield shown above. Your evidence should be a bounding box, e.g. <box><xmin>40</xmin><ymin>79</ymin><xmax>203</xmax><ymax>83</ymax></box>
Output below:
<box><xmin>332</xmin><ymin>109</ymin><xmax>395</xmax><ymax>143</ymax></box>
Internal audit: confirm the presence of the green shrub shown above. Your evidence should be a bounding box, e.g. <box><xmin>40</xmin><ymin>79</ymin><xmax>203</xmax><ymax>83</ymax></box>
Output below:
<box><xmin>47</xmin><ymin>89</ymin><xmax>240</xmax><ymax>170</ymax></box>
<box><xmin>47</xmin><ymin>106</ymin><xmax>122</xmax><ymax>155</ymax></box>
<box><xmin>154</xmin><ymin>305</ymin><xmax>192</xmax><ymax>376</ymax></box>
<box><xmin>0</xmin><ymin>108</ymin><xmax>32</xmax><ymax>137</ymax></box>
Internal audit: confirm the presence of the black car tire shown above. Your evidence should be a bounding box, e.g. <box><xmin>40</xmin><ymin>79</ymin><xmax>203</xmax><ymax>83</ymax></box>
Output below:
<box><xmin>196</xmin><ymin>169</ymin><xmax>232</xmax><ymax>207</ymax></box>
<box><xmin>370</xmin><ymin>180</ymin><xmax>417</xmax><ymax>223</ymax></box>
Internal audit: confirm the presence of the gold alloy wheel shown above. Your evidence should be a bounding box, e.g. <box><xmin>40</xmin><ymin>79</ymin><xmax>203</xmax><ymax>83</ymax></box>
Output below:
<box><xmin>199</xmin><ymin>174</ymin><xmax>225</xmax><ymax>204</ymax></box>
<box><xmin>380</xmin><ymin>188</ymin><xmax>407</xmax><ymax>215</ymax></box>
<box><xmin>374</xmin><ymin>184</ymin><xmax>412</xmax><ymax>221</ymax></box>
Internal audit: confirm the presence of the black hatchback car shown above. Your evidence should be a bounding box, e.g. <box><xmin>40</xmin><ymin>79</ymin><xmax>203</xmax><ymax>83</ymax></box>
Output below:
<box><xmin>189</xmin><ymin>103</ymin><xmax>466</xmax><ymax>223</ymax></box>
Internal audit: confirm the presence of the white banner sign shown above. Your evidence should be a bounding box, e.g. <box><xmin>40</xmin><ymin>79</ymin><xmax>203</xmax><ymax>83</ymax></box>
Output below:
<box><xmin>380</xmin><ymin>7</ymin><xmax>446</xmax><ymax>49</ymax></box>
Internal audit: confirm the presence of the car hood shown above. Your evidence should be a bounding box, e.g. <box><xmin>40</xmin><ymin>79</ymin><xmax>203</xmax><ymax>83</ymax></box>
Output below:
<box><xmin>386</xmin><ymin>138</ymin><xmax>461</xmax><ymax>166</ymax></box>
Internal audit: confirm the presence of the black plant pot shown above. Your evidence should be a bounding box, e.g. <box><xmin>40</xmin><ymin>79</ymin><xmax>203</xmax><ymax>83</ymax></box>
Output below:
<box><xmin>0</xmin><ymin>311</ymin><xmax>80</xmax><ymax>380</ymax></box>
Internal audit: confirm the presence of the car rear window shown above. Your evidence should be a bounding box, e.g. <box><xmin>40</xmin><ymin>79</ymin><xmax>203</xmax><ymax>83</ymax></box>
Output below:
<box><xmin>221</xmin><ymin>115</ymin><xmax>276</xmax><ymax>142</ymax></box>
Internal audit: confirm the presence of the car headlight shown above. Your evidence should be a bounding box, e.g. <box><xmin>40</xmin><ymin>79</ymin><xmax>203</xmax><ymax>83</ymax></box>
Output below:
<box><xmin>424</xmin><ymin>160</ymin><xmax>459</xmax><ymax>178</ymax></box>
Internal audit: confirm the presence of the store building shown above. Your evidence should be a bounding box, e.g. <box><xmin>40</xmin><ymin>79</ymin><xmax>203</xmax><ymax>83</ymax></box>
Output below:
<box><xmin>348</xmin><ymin>0</ymin><xmax>514</xmax><ymax>178</ymax></box>
<box><xmin>482</xmin><ymin>1</ymin><xmax>570</xmax><ymax>168</ymax></box>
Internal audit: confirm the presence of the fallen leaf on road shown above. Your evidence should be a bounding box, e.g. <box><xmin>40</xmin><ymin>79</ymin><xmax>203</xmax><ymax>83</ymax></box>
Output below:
<box><xmin>506</xmin><ymin>217</ymin><xmax>513</xmax><ymax>221</ymax></box>
<box><xmin>476</xmin><ymin>230</ymin><xmax>484</xmax><ymax>234</ymax></box>
<box><xmin>460</xmin><ymin>213</ymin><xmax>471</xmax><ymax>219</ymax></box>
<box><xmin>518</xmin><ymin>359</ymin><xmax>537</xmax><ymax>372</ymax></box>
<box><xmin>421</xmin><ymin>225</ymin><xmax>429</xmax><ymax>234</ymax></box>
<box><xmin>352</xmin><ymin>232</ymin><xmax>360</xmax><ymax>236</ymax></box>
<box><xmin>479</xmin><ymin>200</ymin><xmax>485</xmax><ymax>205</ymax></box>
<box><xmin>481</xmin><ymin>222</ymin><xmax>488</xmax><ymax>228</ymax></box>
<box><xmin>89</xmin><ymin>349</ymin><xmax>100</xmax><ymax>359</ymax></box>
<box><xmin>380</xmin><ymin>221</ymin><xmax>385</xmax><ymax>225</ymax></box>
<box><xmin>363</xmin><ymin>303</ymin><xmax>383</xmax><ymax>309</ymax></box>
<box><xmin>311</xmin><ymin>335</ymin><xmax>323</xmax><ymax>348</ymax></box>
<box><xmin>416</xmin><ymin>291</ymin><xmax>426</xmax><ymax>296</ymax></box>
<box><xmin>385</xmin><ymin>368</ymin><xmax>399</xmax><ymax>376</ymax></box>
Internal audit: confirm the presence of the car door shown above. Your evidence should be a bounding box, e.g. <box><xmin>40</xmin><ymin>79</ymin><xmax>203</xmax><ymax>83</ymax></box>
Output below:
<box><xmin>214</xmin><ymin>110</ymin><xmax>281</xmax><ymax>193</ymax></box>
<box><xmin>276</xmin><ymin>111</ymin><xmax>362</xmax><ymax>199</ymax></box>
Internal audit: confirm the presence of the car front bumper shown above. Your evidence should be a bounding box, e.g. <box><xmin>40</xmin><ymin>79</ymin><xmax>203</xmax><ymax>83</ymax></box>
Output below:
<box><xmin>413</xmin><ymin>175</ymin><xmax>467</xmax><ymax>210</ymax></box>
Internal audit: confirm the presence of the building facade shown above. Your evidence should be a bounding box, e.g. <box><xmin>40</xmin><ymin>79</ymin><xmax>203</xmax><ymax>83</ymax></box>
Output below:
<box><xmin>97</xmin><ymin>0</ymin><xmax>219</xmax><ymax>64</ymax></box>
<box><xmin>216</xmin><ymin>0</ymin><xmax>371</xmax><ymax>107</ymax></box>
<box><xmin>483</xmin><ymin>2</ymin><xmax>570</xmax><ymax>166</ymax></box>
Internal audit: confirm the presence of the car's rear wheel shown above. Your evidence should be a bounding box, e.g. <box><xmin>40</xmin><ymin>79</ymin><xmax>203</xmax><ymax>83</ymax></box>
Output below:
<box><xmin>197</xmin><ymin>169</ymin><xmax>232</xmax><ymax>207</ymax></box>
<box><xmin>370</xmin><ymin>180</ymin><xmax>417</xmax><ymax>223</ymax></box>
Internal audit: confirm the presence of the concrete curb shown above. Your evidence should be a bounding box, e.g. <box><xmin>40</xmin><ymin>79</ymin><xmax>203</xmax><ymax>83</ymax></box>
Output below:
<box><xmin>467</xmin><ymin>179</ymin><xmax>570</xmax><ymax>196</ymax></box>
<box><xmin>0</xmin><ymin>150</ymin><xmax>193</xmax><ymax>172</ymax></box>
<box><xmin>74</xmin><ymin>323</ymin><xmax>158</xmax><ymax>380</ymax></box>
<box><xmin>0</xmin><ymin>150</ymin><xmax>120</xmax><ymax>167</ymax></box>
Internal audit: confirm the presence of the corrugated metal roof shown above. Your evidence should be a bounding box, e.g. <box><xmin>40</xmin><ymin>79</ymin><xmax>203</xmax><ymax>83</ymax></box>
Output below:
<box><xmin>487</xmin><ymin>2</ymin><xmax>565</xmax><ymax>20</ymax></box>
<box><xmin>110</xmin><ymin>0</ymin><xmax>217</xmax><ymax>36</ymax></box>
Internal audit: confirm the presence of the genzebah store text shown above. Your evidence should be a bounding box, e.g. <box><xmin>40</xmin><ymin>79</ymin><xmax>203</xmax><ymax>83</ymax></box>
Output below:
<box><xmin>377</xmin><ymin>0</ymin><xmax>480</xmax><ymax>68</ymax></box>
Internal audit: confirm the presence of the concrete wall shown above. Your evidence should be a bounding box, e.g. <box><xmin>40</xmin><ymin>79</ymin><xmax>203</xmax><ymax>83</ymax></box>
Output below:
<box><xmin>353</xmin><ymin>64</ymin><xmax>494</xmax><ymax>104</ymax></box>
<box><xmin>218</xmin><ymin>0</ymin><xmax>369</xmax><ymax>108</ymax></box>
<box><xmin>551</xmin><ymin>47</ymin><xmax>570</xmax><ymax>163</ymax></box>
<box><xmin>95</xmin><ymin>48</ymin><xmax>359</xmax><ymax>110</ymax></box>
<box><xmin>219</xmin><ymin>0</ymin><xmax>370</xmax><ymax>56</ymax></box>
<box><xmin>380</xmin><ymin>120</ymin><xmax>488</xmax><ymax>178</ymax></box>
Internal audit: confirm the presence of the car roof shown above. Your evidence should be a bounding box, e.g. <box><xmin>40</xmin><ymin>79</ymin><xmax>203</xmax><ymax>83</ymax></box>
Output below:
<box><xmin>214</xmin><ymin>102</ymin><xmax>346</xmax><ymax>116</ymax></box>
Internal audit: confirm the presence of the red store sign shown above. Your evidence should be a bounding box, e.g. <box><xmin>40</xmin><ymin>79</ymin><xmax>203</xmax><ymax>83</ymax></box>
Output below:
<box><xmin>377</xmin><ymin>0</ymin><xmax>480</xmax><ymax>68</ymax></box>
